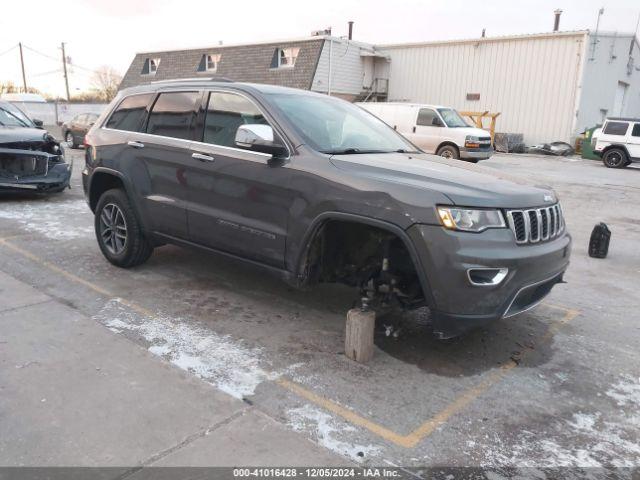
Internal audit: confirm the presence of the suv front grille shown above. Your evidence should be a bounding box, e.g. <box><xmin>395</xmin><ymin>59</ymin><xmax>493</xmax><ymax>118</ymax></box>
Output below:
<box><xmin>506</xmin><ymin>204</ymin><xmax>564</xmax><ymax>244</ymax></box>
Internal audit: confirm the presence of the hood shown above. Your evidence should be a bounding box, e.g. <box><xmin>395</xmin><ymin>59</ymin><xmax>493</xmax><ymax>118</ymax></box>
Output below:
<box><xmin>330</xmin><ymin>152</ymin><xmax>557</xmax><ymax>209</ymax></box>
<box><xmin>0</xmin><ymin>127</ymin><xmax>50</xmax><ymax>145</ymax></box>
<box><xmin>459</xmin><ymin>126</ymin><xmax>490</xmax><ymax>138</ymax></box>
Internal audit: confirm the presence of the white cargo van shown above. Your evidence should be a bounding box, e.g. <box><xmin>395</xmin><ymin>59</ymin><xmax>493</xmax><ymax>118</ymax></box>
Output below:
<box><xmin>358</xmin><ymin>103</ymin><xmax>493</xmax><ymax>162</ymax></box>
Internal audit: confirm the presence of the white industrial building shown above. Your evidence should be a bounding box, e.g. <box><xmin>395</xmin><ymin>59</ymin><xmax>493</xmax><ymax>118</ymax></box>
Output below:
<box><xmin>121</xmin><ymin>28</ymin><xmax>640</xmax><ymax>146</ymax></box>
<box><xmin>379</xmin><ymin>30</ymin><xmax>640</xmax><ymax>145</ymax></box>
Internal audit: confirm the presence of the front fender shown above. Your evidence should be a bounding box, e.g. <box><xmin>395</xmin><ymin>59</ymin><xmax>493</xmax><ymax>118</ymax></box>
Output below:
<box><xmin>288</xmin><ymin>211</ymin><xmax>436</xmax><ymax>308</ymax></box>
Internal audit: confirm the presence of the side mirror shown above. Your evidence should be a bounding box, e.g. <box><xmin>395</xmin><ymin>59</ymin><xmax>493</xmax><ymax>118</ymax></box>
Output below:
<box><xmin>235</xmin><ymin>124</ymin><xmax>287</xmax><ymax>158</ymax></box>
<box><xmin>32</xmin><ymin>118</ymin><xmax>44</xmax><ymax>128</ymax></box>
<box><xmin>431</xmin><ymin>117</ymin><xmax>443</xmax><ymax>127</ymax></box>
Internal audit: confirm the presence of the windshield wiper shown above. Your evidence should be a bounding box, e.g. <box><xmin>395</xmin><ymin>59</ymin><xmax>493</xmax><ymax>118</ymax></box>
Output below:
<box><xmin>393</xmin><ymin>148</ymin><xmax>421</xmax><ymax>153</ymax></box>
<box><xmin>325</xmin><ymin>148</ymin><xmax>386</xmax><ymax>155</ymax></box>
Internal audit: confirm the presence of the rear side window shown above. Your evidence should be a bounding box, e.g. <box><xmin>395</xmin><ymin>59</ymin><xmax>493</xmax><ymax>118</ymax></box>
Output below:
<box><xmin>603</xmin><ymin>121</ymin><xmax>629</xmax><ymax>136</ymax></box>
<box><xmin>146</xmin><ymin>91</ymin><xmax>200</xmax><ymax>140</ymax></box>
<box><xmin>106</xmin><ymin>94</ymin><xmax>153</xmax><ymax>132</ymax></box>
<box><xmin>203</xmin><ymin>92</ymin><xmax>268</xmax><ymax>147</ymax></box>
<box><xmin>417</xmin><ymin>108</ymin><xmax>438</xmax><ymax>126</ymax></box>
<box><xmin>632</xmin><ymin>123</ymin><xmax>640</xmax><ymax>137</ymax></box>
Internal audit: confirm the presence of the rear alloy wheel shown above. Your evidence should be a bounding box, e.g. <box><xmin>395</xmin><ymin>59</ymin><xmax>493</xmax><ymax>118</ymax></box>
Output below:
<box><xmin>100</xmin><ymin>203</ymin><xmax>128</xmax><ymax>256</ymax></box>
<box><xmin>436</xmin><ymin>145</ymin><xmax>459</xmax><ymax>160</ymax></box>
<box><xmin>602</xmin><ymin>148</ymin><xmax>628</xmax><ymax>169</ymax></box>
<box><xmin>95</xmin><ymin>188</ymin><xmax>153</xmax><ymax>268</ymax></box>
<box><xmin>65</xmin><ymin>132</ymin><xmax>77</xmax><ymax>149</ymax></box>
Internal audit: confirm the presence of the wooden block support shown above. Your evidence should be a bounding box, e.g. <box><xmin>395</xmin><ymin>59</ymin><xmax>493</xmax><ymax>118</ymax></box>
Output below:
<box><xmin>345</xmin><ymin>308</ymin><xmax>376</xmax><ymax>363</ymax></box>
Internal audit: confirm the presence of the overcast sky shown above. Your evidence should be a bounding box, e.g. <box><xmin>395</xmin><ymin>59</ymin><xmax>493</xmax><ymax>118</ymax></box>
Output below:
<box><xmin>1</xmin><ymin>0</ymin><xmax>639</xmax><ymax>98</ymax></box>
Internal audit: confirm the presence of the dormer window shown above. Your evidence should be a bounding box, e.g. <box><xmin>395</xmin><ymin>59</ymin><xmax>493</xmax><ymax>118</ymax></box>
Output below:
<box><xmin>272</xmin><ymin>47</ymin><xmax>300</xmax><ymax>68</ymax></box>
<box><xmin>141</xmin><ymin>57</ymin><xmax>161</xmax><ymax>76</ymax></box>
<box><xmin>197</xmin><ymin>53</ymin><xmax>221</xmax><ymax>72</ymax></box>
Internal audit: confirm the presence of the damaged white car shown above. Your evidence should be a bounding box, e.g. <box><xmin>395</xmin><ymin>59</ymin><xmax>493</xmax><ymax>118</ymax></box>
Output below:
<box><xmin>0</xmin><ymin>101</ymin><xmax>71</xmax><ymax>193</ymax></box>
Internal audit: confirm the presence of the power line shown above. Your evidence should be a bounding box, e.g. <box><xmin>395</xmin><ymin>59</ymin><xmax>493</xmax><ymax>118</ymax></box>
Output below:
<box><xmin>0</xmin><ymin>44</ymin><xmax>18</xmax><ymax>58</ymax></box>
<box><xmin>30</xmin><ymin>68</ymin><xmax>62</xmax><ymax>78</ymax></box>
<box><xmin>21</xmin><ymin>43</ymin><xmax>98</xmax><ymax>74</ymax></box>
<box><xmin>21</xmin><ymin>44</ymin><xmax>60</xmax><ymax>63</ymax></box>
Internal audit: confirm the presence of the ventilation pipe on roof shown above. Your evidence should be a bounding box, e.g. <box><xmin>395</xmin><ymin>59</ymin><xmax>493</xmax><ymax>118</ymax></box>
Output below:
<box><xmin>553</xmin><ymin>9</ymin><xmax>563</xmax><ymax>32</ymax></box>
<box><xmin>348</xmin><ymin>21</ymin><xmax>354</xmax><ymax>40</ymax></box>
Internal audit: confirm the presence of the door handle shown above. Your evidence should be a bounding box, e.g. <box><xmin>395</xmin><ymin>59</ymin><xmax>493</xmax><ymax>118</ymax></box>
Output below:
<box><xmin>412</xmin><ymin>126</ymin><xmax>416</xmax><ymax>133</ymax></box>
<box><xmin>127</xmin><ymin>141</ymin><xmax>145</xmax><ymax>149</ymax></box>
<box><xmin>192</xmin><ymin>152</ymin><xmax>215</xmax><ymax>162</ymax></box>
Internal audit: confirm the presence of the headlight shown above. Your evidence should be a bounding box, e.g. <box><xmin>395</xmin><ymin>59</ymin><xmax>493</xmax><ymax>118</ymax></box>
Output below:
<box><xmin>437</xmin><ymin>206</ymin><xmax>506</xmax><ymax>232</ymax></box>
<box><xmin>465</xmin><ymin>135</ymin><xmax>480</xmax><ymax>148</ymax></box>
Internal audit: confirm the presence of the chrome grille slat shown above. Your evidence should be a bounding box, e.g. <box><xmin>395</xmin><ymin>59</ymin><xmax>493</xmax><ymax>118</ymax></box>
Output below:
<box><xmin>527</xmin><ymin>210</ymin><xmax>540</xmax><ymax>242</ymax></box>
<box><xmin>507</xmin><ymin>203</ymin><xmax>564</xmax><ymax>245</ymax></box>
<box><xmin>540</xmin><ymin>208</ymin><xmax>549</xmax><ymax>240</ymax></box>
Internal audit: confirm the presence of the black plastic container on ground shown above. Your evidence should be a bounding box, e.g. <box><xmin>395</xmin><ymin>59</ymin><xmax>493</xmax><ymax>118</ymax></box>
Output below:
<box><xmin>589</xmin><ymin>223</ymin><xmax>611</xmax><ymax>258</ymax></box>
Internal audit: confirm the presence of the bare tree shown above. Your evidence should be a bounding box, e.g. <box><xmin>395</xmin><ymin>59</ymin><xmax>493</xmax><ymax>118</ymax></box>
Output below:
<box><xmin>91</xmin><ymin>66</ymin><xmax>122</xmax><ymax>102</ymax></box>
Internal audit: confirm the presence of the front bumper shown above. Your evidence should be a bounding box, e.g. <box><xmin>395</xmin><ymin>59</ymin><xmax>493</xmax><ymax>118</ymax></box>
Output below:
<box><xmin>460</xmin><ymin>147</ymin><xmax>493</xmax><ymax>160</ymax></box>
<box><xmin>407</xmin><ymin>224</ymin><xmax>571</xmax><ymax>338</ymax></box>
<box><xmin>0</xmin><ymin>148</ymin><xmax>72</xmax><ymax>192</ymax></box>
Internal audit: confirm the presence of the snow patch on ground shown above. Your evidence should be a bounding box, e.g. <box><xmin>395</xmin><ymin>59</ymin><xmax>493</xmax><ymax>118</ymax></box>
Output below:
<box><xmin>606</xmin><ymin>375</ymin><xmax>640</xmax><ymax>407</ymax></box>
<box><xmin>96</xmin><ymin>298</ymin><xmax>288</xmax><ymax>399</ymax></box>
<box><xmin>0</xmin><ymin>199</ymin><xmax>92</xmax><ymax>239</ymax></box>
<box><xmin>466</xmin><ymin>375</ymin><xmax>640</xmax><ymax>470</ymax></box>
<box><xmin>288</xmin><ymin>404</ymin><xmax>380</xmax><ymax>462</ymax></box>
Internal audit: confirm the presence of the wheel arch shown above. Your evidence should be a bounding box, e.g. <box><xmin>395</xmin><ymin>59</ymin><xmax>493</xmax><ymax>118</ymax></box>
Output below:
<box><xmin>88</xmin><ymin>169</ymin><xmax>127</xmax><ymax>212</ymax></box>
<box><xmin>601</xmin><ymin>144</ymin><xmax>630</xmax><ymax>158</ymax></box>
<box><xmin>293</xmin><ymin>212</ymin><xmax>436</xmax><ymax>308</ymax></box>
<box><xmin>436</xmin><ymin>141</ymin><xmax>460</xmax><ymax>154</ymax></box>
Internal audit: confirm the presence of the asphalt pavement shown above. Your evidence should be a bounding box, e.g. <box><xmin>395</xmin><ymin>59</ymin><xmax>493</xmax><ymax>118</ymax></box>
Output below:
<box><xmin>0</xmin><ymin>143</ymin><xmax>639</xmax><ymax>474</ymax></box>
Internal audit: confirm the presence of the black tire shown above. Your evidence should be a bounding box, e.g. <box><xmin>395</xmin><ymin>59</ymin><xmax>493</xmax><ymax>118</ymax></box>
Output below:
<box><xmin>65</xmin><ymin>131</ymin><xmax>77</xmax><ymax>149</ymax></box>
<box><xmin>95</xmin><ymin>188</ymin><xmax>153</xmax><ymax>268</ymax></box>
<box><xmin>602</xmin><ymin>148</ymin><xmax>628</xmax><ymax>169</ymax></box>
<box><xmin>436</xmin><ymin>144</ymin><xmax>459</xmax><ymax>160</ymax></box>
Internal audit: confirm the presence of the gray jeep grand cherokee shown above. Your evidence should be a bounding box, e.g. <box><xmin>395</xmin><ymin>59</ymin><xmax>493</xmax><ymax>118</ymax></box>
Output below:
<box><xmin>82</xmin><ymin>79</ymin><xmax>571</xmax><ymax>339</ymax></box>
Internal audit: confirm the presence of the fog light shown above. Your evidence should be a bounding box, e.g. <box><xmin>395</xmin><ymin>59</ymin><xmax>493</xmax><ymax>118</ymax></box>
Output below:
<box><xmin>467</xmin><ymin>268</ymin><xmax>508</xmax><ymax>286</ymax></box>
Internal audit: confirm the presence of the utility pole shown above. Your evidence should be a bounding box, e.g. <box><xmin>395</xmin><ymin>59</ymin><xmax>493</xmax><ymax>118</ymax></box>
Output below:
<box><xmin>18</xmin><ymin>42</ymin><xmax>27</xmax><ymax>92</ymax></box>
<box><xmin>61</xmin><ymin>42</ymin><xmax>71</xmax><ymax>101</ymax></box>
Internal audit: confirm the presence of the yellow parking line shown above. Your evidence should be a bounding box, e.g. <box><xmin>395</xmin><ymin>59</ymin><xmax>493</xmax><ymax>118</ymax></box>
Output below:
<box><xmin>278</xmin><ymin>306</ymin><xmax>579</xmax><ymax>449</ymax></box>
<box><xmin>0</xmin><ymin>238</ymin><xmax>113</xmax><ymax>297</ymax></box>
<box><xmin>276</xmin><ymin>378</ymin><xmax>410</xmax><ymax>446</ymax></box>
<box><xmin>0</xmin><ymin>237</ymin><xmax>580</xmax><ymax>449</ymax></box>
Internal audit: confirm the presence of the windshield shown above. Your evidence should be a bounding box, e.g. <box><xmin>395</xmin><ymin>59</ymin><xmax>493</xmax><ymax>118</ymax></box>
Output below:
<box><xmin>266</xmin><ymin>93</ymin><xmax>418</xmax><ymax>154</ymax></box>
<box><xmin>437</xmin><ymin>108</ymin><xmax>469</xmax><ymax>128</ymax></box>
<box><xmin>0</xmin><ymin>103</ymin><xmax>33</xmax><ymax>128</ymax></box>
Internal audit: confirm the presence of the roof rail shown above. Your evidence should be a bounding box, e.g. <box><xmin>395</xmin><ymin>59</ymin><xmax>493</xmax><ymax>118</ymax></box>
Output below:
<box><xmin>150</xmin><ymin>77</ymin><xmax>234</xmax><ymax>84</ymax></box>
<box><xmin>607</xmin><ymin>117</ymin><xmax>640</xmax><ymax>122</ymax></box>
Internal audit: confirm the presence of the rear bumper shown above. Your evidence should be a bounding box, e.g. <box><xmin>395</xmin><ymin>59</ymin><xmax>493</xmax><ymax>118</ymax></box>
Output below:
<box><xmin>460</xmin><ymin>147</ymin><xmax>493</xmax><ymax>160</ymax></box>
<box><xmin>407</xmin><ymin>224</ymin><xmax>571</xmax><ymax>338</ymax></box>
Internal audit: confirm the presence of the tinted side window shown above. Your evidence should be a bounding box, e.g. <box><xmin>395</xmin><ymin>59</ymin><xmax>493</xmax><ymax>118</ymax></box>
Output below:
<box><xmin>632</xmin><ymin>123</ymin><xmax>640</xmax><ymax>137</ymax></box>
<box><xmin>203</xmin><ymin>92</ymin><xmax>268</xmax><ymax>147</ymax></box>
<box><xmin>146</xmin><ymin>91</ymin><xmax>200</xmax><ymax>140</ymax></box>
<box><xmin>417</xmin><ymin>108</ymin><xmax>438</xmax><ymax>126</ymax></box>
<box><xmin>603</xmin><ymin>121</ymin><xmax>629</xmax><ymax>136</ymax></box>
<box><xmin>106</xmin><ymin>94</ymin><xmax>153</xmax><ymax>132</ymax></box>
